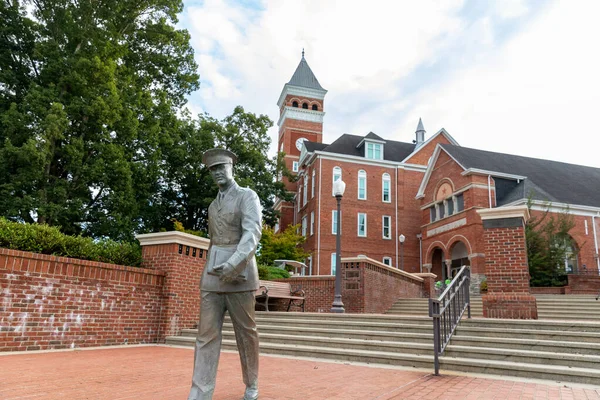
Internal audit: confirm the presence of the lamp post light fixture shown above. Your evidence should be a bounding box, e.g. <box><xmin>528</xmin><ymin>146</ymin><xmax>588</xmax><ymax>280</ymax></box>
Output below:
<box><xmin>399</xmin><ymin>234</ymin><xmax>406</xmax><ymax>270</ymax></box>
<box><xmin>331</xmin><ymin>179</ymin><xmax>346</xmax><ymax>313</ymax></box>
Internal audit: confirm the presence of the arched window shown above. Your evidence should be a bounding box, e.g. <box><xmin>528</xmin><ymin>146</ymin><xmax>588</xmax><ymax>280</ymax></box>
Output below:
<box><xmin>312</xmin><ymin>104</ymin><xmax>318</xmax><ymax>111</ymax></box>
<box><xmin>292</xmin><ymin>101</ymin><xmax>298</xmax><ymax>107</ymax></box>
<box><xmin>358</xmin><ymin>170</ymin><xmax>366</xmax><ymax>200</ymax></box>
<box><xmin>302</xmin><ymin>103</ymin><xmax>308</xmax><ymax>109</ymax></box>
<box><xmin>332</xmin><ymin>166</ymin><xmax>342</xmax><ymax>196</ymax></box>
<box><xmin>563</xmin><ymin>238</ymin><xmax>579</xmax><ymax>273</ymax></box>
<box><xmin>382</xmin><ymin>173</ymin><xmax>391</xmax><ymax>202</ymax></box>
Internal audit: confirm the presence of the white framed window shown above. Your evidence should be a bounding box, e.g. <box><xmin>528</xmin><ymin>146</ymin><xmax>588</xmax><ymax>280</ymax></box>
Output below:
<box><xmin>382</xmin><ymin>216</ymin><xmax>391</xmax><ymax>239</ymax></box>
<box><xmin>292</xmin><ymin>161</ymin><xmax>299</xmax><ymax>172</ymax></box>
<box><xmin>297</xmin><ymin>187</ymin><xmax>301</xmax><ymax>213</ymax></box>
<box><xmin>382</xmin><ymin>173</ymin><xmax>391</xmax><ymax>202</ymax></box>
<box><xmin>332</xmin><ymin>210</ymin><xmax>339</xmax><ymax>234</ymax></box>
<box><xmin>303</xmin><ymin>177</ymin><xmax>308</xmax><ymax>206</ymax></box>
<box><xmin>310</xmin><ymin>211</ymin><xmax>315</xmax><ymax>235</ymax></box>
<box><xmin>357</xmin><ymin>213</ymin><xmax>367</xmax><ymax>237</ymax></box>
<box><xmin>331</xmin><ymin>253</ymin><xmax>337</xmax><ymax>276</ymax></box>
<box><xmin>301</xmin><ymin>215</ymin><xmax>307</xmax><ymax>237</ymax></box>
<box><xmin>366</xmin><ymin>142</ymin><xmax>383</xmax><ymax>160</ymax></box>
<box><xmin>332</xmin><ymin>166</ymin><xmax>342</xmax><ymax>195</ymax></box>
<box><xmin>383</xmin><ymin>257</ymin><xmax>392</xmax><ymax>266</ymax></box>
<box><xmin>311</xmin><ymin>169</ymin><xmax>316</xmax><ymax>198</ymax></box>
<box><xmin>358</xmin><ymin>170</ymin><xmax>366</xmax><ymax>200</ymax></box>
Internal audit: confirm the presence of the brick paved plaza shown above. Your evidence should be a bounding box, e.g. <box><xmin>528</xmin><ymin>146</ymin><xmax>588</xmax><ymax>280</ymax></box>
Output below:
<box><xmin>0</xmin><ymin>345</ymin><xmax>599</xmax><ymax>400</ymax></box>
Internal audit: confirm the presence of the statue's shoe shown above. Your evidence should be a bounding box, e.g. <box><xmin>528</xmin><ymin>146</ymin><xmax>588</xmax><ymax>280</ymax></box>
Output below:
<box><xmin>243</xmin><ymin>387</ymin><xmax>259</xmax><ymax>400</ymax></box>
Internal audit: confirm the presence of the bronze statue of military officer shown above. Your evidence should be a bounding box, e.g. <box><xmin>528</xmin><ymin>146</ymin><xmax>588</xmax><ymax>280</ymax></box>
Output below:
<box><xmin>188</xmin><ymin>148</ymin><xmax>262</xmax><ymax>400</ymax></box>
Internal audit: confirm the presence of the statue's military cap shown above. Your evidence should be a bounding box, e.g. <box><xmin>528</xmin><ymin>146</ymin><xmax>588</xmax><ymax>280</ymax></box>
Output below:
<box><xmin>202</xmin><ymin>148</ymin><xmax>237</xmax><ymax>168</ymax></box>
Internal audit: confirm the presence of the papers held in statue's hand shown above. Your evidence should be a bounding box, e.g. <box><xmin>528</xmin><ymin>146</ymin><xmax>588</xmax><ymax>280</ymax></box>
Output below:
<box><xmin>207</xmin><ymin>246</ymin><xmax>246</xmax><ymax>281</ymax></box>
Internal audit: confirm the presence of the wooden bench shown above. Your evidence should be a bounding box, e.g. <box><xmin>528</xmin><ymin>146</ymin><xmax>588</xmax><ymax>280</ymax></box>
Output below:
<box><xmin>255</xmin><ymin>280</ymin><xmax>305</xmax><ymax>312</ymax></box>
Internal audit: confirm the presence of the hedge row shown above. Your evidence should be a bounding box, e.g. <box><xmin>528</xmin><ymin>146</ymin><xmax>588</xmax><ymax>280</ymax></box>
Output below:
<box><xmin>0</xmin><ymin>218</ymin><xmax>142</xmax><ymax>267</ymax></box>
<box><xmin>258</xmin><ymin>264</ymin><xmax>290</xmax><ymax>280</ymax></box>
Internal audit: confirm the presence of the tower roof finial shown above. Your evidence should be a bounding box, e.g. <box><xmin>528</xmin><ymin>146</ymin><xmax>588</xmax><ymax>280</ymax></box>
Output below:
<box><xmin>416</xmin><ymin>117</ymin><xmax>425</xmax><ymax>132</ymax></box>
<box><xmin>302</xmin><ymin>48</ymin><xmax>305</xmax><ymax>58</ymax></box>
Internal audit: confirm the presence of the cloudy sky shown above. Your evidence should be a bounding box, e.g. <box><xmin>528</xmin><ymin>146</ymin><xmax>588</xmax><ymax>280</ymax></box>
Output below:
<box><xmin>179</xmin><ymin>0</ymin><xmax>600</xmax><ymax>168</ymax></box>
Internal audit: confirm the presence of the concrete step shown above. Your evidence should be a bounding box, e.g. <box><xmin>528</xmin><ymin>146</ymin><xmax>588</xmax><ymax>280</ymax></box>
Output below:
<box><xmin>252</xmin><ymin>312</ymin><xmax>432</xmax><ymax>324</ymax></box>
<box><xmin>449</xmin><ymin>335</ymin><xmax>600</xmax><ymax>356</ymax></box>
<box><xmin>460</xmin><ymin>317</ymin><xmax>600</xmax><ymax>333</ymax></box>
<box><xmin>440</xmin><ymin>356</ymin><xmax>600</xmax><ymax>386</ymax></box>
<box><xmin>444</xmin><ymin>345</ymin><xmax>600</xmax><ymax>369</ymax></box>
<box><xmin>166</xmin><ymin>335</ymin><xmax>600</xmax><ymax>385</ymax></box>
<box><xmin>180</xmin><ymin>325</ymin><xmax>434</xmax><ymax>343</ymax></box>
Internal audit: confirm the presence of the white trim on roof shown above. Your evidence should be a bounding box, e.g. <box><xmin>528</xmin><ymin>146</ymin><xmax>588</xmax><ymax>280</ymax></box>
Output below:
<box><xmin>312</xmin><ymin>150</ymin><xmax>426</xmax><ymax>170</ymax></box>
<box><xmin>461</xmin><ymin>168</ymin><xmax>527</xmax><ymax>180</ymax></box>
<box><xmin>501</xmin><ymin>199</ymin><xmax>600</xmax><ymax>217</ymax></box>
<box><xmin>401</xmin><ymin>128</ymin><xmax>460</xmax><ymax>164</ymax></box>
<box><xmin>416</xmin><ymin>145</ymin><xmax>468</xmax><ymax>199</ymax></box>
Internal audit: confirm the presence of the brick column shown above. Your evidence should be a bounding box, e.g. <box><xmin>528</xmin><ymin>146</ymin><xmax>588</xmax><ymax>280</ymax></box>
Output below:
<box><xmin>477</xmin><ymin>206</ymin><xmax>538</xmax><ymax>319</ymax></box>
<box><xmin>136</xmin><ymin>232</ymin><xmax>209</xmax><ymax>340</ymax></box>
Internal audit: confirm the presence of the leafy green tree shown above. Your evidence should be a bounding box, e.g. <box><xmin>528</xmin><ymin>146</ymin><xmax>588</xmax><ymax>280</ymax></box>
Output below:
<box><xmin>155</xmin><ymin>106</ymin><xmax>293</xmax><ymax>233</ymax></box>
<box><xmin>0</xmin><ymin>0</ymin><xmax>198</xmax><ymax>240</ymax></box>
<box><xmin>526</xmin><ymin>199</ymin><xmax>579</xmax><ymax>287</ymax></box>
<box><xmin>257</xmin><ymin>224</ymin><xmax>309</xmax><ymax>268</ymax></box>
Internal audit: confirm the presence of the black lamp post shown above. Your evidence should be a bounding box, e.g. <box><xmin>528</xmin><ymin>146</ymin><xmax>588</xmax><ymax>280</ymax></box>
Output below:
<box><xmin>330</xmin><ymin>179</ymin><xmax>346</xmax><ymax>313</ymax></box>
<box><xmin>399</xmin><ymin>234</ymin><xmax>406</xmax><ymax>270</ymax></box>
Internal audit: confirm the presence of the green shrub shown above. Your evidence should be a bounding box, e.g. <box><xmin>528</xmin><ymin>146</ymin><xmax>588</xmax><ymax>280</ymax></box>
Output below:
<box><xmin>0</xmin><ymin>218</ymin><xmax>142</xmax><ymax>267</ymax></box>
<box><xmin>480</xmin><ymin>280</ymin><xmax>488</xmax><ymax>293</ymax></box>
<box><xmin>258</xmin><ymin>264</ymin><xmax>290</xmax><ymax>280</ymax></box>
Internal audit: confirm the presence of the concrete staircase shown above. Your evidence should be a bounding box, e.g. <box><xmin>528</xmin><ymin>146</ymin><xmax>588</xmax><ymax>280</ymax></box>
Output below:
<box><xmin>535</xmin><ymin>295</ymin><xmax>600</xmax><ymax>320</ymax></box>
<box><xmin>385</xmin><ymin>296</ymin><xmax>483</xmax><ymax>317</ymax></box>
<box><xmin>166</xmin><ymin>311</ymin><xmax>600</xmax><ymax>385</ymax></box>
<box><xmin>386</xmin><ymin>294</ymin><xmax>600</xmax><ymax>321</ymax></box>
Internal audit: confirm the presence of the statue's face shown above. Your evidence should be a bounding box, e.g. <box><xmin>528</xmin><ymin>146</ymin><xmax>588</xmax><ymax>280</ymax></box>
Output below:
<box><xmin>209</xmin><ymin>163</ymin><xmax>234</xmax><ymax>188</ymax></box>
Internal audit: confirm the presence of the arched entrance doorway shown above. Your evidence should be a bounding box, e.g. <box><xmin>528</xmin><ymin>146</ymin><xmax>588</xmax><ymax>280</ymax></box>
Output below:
<box><xmin>431</xmin><ymin>247</ymin><xmax>445</xmax><ymax>281</ymax></box>
<box><xmin>450</xmin><ymin>241</ymin><xmax>470</xmax><ymax>278</ymax></box>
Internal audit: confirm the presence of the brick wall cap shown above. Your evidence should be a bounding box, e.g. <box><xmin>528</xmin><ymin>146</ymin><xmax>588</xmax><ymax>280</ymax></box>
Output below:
<box><xmin>476</xmin><ymin>205</ymin><xmax>530</xmax><ymax>222</ymax></box>
<box><xmin>136</xmin><ymin>231</ymin><xmax>210</xmax><ymax>249</ymax></box>
<box><xmin>342</xmin><ymin>256</ymin><xmax>424</xmax><ymax>282</ymax></box>
<box><xmin>413</xmin><ymin>273</ymin><xmax>437</xmax><ymax>279</ymax></box>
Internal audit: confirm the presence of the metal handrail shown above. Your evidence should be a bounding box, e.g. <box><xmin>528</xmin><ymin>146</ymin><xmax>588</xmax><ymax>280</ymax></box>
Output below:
<box><xmin>429</xmin><ymin>265</ymin><xmax>471</xmax><ymax>375</ymax></box>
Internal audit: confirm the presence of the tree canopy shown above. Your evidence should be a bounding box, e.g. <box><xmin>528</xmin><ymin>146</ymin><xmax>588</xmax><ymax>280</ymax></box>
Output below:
<box><xmin>526</xmin><ymin>200</ymin><xmax>579</xmax><ymax>287</ymax></box>
<box><xmin>0</xmin><ymin>0</ymin><xmax>291</xmax><ymax>240</ymax></box>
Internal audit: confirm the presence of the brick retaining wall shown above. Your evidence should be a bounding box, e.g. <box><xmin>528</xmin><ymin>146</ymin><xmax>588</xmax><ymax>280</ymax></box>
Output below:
<box><xmin>0</xmin><ymin>248</ymin><xmax>165</xmax><ymax>352</ymax></box>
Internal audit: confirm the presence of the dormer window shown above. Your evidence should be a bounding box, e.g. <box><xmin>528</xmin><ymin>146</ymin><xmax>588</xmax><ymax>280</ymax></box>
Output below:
<box><xmin>292</xmin><ymin>101</ymin><xmax>299</xmax><ymax>107</ymax></box>
<box><xmin>302</xmin><ymin>103</ymin><xmax>308</xmax><ymax>109</ymax></box>
<box><xmin>366</xmin><ymin>142</ymin><xmax>383</xmax><ymax>160</ymax></box>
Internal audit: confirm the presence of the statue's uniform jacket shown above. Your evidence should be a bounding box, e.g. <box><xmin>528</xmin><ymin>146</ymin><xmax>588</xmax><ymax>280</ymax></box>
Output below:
<box><xmin>201</xmin><ymin>182</ymin><xmax>262</xmax><ymax>292</ymax></box>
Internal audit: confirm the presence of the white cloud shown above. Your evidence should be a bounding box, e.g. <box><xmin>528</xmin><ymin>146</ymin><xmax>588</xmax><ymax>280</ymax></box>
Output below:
<box><xmin>396</xmin><ymin>0</ymin><xmax>600</xmax><ymax>167</ymax></box>
<box><xmin>181</xmin><ymin>0</ymin><xmax>600</xmax><ymax>168</ymax></box>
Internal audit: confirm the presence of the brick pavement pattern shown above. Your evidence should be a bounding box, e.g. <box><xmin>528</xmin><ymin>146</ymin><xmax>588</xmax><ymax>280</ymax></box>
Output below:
<box><xmin>0</xmin><ymin>346</ymin><xmax>599</xmax><ymax>400</ymax></box>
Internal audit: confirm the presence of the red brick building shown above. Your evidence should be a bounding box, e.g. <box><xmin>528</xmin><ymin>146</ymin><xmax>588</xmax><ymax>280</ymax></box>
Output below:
<box><xmin>275</xmin><ymin>55</ymin><xmax>600</xmax><ymax>291</ymax></box>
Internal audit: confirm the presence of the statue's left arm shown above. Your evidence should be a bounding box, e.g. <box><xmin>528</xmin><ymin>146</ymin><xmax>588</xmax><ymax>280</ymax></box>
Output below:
<box><xmin>226</xmin><ymin>189</ymin><xmax>263</xmax><ymax>276</ymax></box>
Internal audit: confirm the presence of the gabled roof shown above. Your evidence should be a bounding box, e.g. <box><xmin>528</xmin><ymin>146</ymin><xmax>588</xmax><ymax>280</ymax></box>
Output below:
<box><xmin>304</xmin><ymin>142</ymin><xmax>328</xmax><ymax>152</ymax></box>
<box><xmin>401</xmin><ymin>128</ymin><xmax>460</xmax><ymax>163</ymax></box>
<box><xmin>441</xmin><ymin>144</ymin><xmax>600</xmax><ymax>208</ymax></box>
<box><xmin>287</xmin><ymin>56</ymin><xmax>325</xmax><ymax>91</ymax></box>
<box><xmin>364</xmin><ymin>132</ymin><xmax>385</xmax><ymax>141</ymax></box>
<box><xmin>308</xmin><ymin>134</ymin><xmax>415</xmax><ymax>162</ymax></box>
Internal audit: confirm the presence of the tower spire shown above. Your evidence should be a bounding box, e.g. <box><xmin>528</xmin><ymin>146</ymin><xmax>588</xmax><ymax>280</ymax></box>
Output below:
<box><xmin>302</xmin><ymin>48</ymin><xmax>305</xmax><ymax>58</ymax></box>
<box><xmin>415</xmin><ymin>118</ymin><xmax>426</xmax><ymax>147</ymax></box>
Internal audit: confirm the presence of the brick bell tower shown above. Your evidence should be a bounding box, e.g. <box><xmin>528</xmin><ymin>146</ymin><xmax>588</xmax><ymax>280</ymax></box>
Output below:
<box><xmin>275</xmin><ymin>50</ymin><xmax>327</xmax><ymax>232</ymax></box>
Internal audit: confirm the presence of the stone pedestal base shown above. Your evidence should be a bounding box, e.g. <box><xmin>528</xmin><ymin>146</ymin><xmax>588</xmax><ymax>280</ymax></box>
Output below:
<box><xmin>482</xmin><ymin>294</ymin><xmax>538</xmax><ymax>319</ymax></box>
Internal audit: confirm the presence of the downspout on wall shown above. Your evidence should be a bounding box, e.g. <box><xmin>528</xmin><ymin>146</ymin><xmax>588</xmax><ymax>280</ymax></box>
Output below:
<box><xmin>593</xmin><ymin>214</ymin><xmax>600</xmax><ymax>275</ymax></box>
<box><xmin>487</xmin><ymin>175</ymin><xmax>492</xmax><ymax>208</ymax></box>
